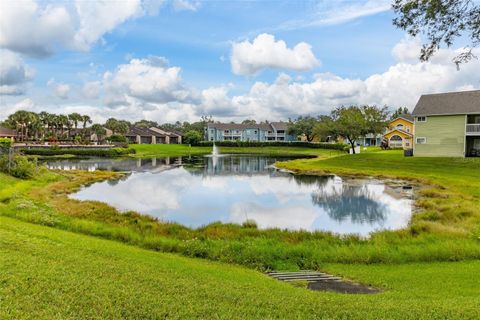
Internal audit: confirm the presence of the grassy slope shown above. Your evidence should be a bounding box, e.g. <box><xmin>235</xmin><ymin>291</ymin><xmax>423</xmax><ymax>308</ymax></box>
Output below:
<box><xmin>1</xmin><ymin>216</ymin><xmax>480</xmax><ymax>320</ymax></box>
<box><xmin>2</xmin><ymin>147</ymin><xmax>480</xmax><ymax>269</ymax></box>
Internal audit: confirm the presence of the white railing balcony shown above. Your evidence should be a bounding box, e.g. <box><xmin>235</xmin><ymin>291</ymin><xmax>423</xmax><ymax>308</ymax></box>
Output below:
<box><xmin>466</xmin><ymin>124</ymin><xmax>480</xmax><ymax>135</ymax></box>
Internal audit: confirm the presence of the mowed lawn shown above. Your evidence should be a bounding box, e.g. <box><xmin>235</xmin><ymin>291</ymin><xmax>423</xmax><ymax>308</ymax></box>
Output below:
<box><xmin>130</xmin><ymin>143</ymin><xmax>344</xmax><ymax>158</ymax></box>
<box><xmin>1</xmin><ymin>216</ymin><xmax>480</xmax><ymax>320</ymax></box>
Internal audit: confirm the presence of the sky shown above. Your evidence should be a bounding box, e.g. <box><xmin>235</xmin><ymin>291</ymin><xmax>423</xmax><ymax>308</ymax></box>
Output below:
<box><xmin>1</xmin><ymin>0</ymin><xmax>479</xmax><ymax>124</ymax></box>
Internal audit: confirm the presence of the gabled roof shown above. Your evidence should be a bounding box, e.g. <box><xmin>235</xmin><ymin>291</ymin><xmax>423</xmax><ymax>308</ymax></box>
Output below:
<box><xmin>412</xmin><ymin>90</ymin><xmax>480</xmax><ymax>116</ymax></box>
<box><xmin>393</xmin><ymin>114</ymin><xmax>414</xmax><ymax>122</ymax></box>
<box><xmin>207</xmin><ymin>123</ymin><xmax>272</xmax><ymax>131</ymax></box>
<box><xmin>149</xmin><ymin>127</ymin><xmax>183</xmax><ymax>137</ymax></box>
<box><xmin>126</xmin><ymin>127</ymin><xmax>166</xmax><ymax>137</ymax></box>
<box><xmin>0</xmin><ymin>127</ymin><xmax>16</xmax><ymax>137</ymax></box>
<box><xmin>270</xmin><ymin>121</ymin><xmax>289</xmax><ymax>131</ymax></box>
<box><xmin>384</xmin><ymin>128</ymin><xmax>413</xmax><ymax>138</ymax></box>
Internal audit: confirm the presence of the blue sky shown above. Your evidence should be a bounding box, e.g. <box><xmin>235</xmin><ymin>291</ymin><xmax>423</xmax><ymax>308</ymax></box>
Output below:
<box><xmin>1</xmin><ymin>0</ymin><xmax>479</xmax><ymax>123</ymax></box>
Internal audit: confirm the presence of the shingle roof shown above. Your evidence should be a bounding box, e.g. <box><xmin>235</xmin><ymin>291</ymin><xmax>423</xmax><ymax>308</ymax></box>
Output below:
<box><xmin>396</xmin><ymin>114</ymin><xmax>414</xmax><ymax>122</ymax></box>
<box><xmin>0</xmin><ymin>127</ymin><xmax>16</xmax><ymax>137</ymax></box>
<box><xmin>126</xmin><ymin>127</ymin><xmax>166</xmax><ymax>137</ymax></box>
<box><xmin>207</xmin><ymin>123</ymin><xmax>273</xmax><ymax>131</ymax></box>
<box><xmin>412</xmin><ymin>90</ymin><xmax>480</xmax><ymax>116</ymax></box>
<box><xmin>270</xmin><ymin>122</ymin><xmax>289</xmax><ymax>131</ymax></box>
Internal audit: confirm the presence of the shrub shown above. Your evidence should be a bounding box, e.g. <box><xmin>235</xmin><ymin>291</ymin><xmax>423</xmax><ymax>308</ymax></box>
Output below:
<box><xmin>0</xmin><ymin>138</ymin><xmax>12</xmax><ymax>153</ymax></box>
<box><xmin>195</xmin><ymin>140</ymin><xmax>346</xmax><ymax>151</ymax></box>
<box><xmin>0</xmin><ymin>155</ymin><xmax>36</xmax><ymax>179</ymax></box>
<box><xmin>21</xmin><ymin>147</ymin><xmax>136</xmax><ymax>157</ymax></box>
<box><xmin>183</xmin><ymin>130</ymin><xmax>203</xmax><ymax>145</ymax></box>
<box><xmin>108</xmin><ymin>135</ymin><xmax>127</xmax><ymax>143</ymax></box>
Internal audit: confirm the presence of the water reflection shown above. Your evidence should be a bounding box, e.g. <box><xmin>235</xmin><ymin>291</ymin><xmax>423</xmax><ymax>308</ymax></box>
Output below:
<box><xmin>60</xmin><ymin>155</ymin><xmax>414</xmax><ymax>235</ymax></box>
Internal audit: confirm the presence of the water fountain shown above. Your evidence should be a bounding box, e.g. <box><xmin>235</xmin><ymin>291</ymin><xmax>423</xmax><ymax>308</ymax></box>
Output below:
<box><xmin>211</xmin><ymin>143</ymin><xmax>218</xmax><ymax>168</ymax></box>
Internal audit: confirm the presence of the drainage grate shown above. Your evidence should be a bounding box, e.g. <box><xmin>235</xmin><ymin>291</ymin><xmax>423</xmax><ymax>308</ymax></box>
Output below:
<box><xmin>267</xmin><ymin>271</ymin><xmax>341</xmax><ymax>282</ymax></box>
<box><xmin>267</xmin><ymin>270</ymin><xmax>380</xmax><ymax>294</ymax></box>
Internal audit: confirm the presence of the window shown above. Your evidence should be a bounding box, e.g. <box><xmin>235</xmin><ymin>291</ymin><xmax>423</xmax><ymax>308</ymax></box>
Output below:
<box><xmin>416</xmin><ymin>137</ymin><xmax>427</xmax><ymax>144</ymax></box>
<box><xmin>396</xmin><ymin>124</ymin><xmax>404</xmax><ymax>130</ymax></box>
<box><xmin>416</xmin><ymin>116</ymin><xmax>427</xmax><ymax>122</ymax></box>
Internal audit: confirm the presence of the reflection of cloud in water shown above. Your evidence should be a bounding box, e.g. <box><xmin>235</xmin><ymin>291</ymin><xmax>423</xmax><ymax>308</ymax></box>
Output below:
<box><xmin>230</xmin><ymin>202</ymin><xmax>319</xmax><ymax>231</ymax></box>
<box><xmin>71</xmin><ymin>156</ymin><xmax>413</xmax><ymax>235</ymax></box>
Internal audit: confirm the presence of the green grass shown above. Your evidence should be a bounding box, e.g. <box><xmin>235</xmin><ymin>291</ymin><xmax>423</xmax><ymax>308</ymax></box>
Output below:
<box><xmin>130</xmin><ymin>144</ymin><xmax>211</xmax><ymax>157</ymax></box>
<box><xmin>2</xmin><ymin>216</ymin><xmax>480</xmax><ymax>319</ymax></box>
<box><xmin>130</xmin><ymin>143</ymin><xmax>346</xmax><ymax>158</ymax></box>
<box><xmin>1</xmin><ymin>150</ymin><xmax>480</xmax><ymax>271</ymax></box>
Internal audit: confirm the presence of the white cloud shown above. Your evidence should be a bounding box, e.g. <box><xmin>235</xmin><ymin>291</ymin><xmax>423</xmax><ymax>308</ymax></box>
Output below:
<box><xmin>0</xmin><ymin>0</ymin><xmax>164</xmax><ymax>57</ymax></box>
<box><xmin>0</xmin><ymin>50</ymin><xmax>34</xmax><ymax>95</ymax></box>
<box><xmin>172</xmin><ymin>0</ymin><xmax>200</xmax><ymax>11</ymax></box>
<box><xmin>230</xmin><ymin>33</ymin><xmax>319</xmax><ymax>76</ymax></box>
<box><xmin>103</xmin><ymin>56</ymin><xmax>196</xmax><ymax>106</ymax></box>
<box><xmin>82</xmin><ymin>81</ymin><xmax>102</xmax><ymax>99</ymax></box>
<box><xmin>276</xmin><ymin>0</ymin><xmax>391</xmax><ymax>31</ymax></box>
<box><xmin>2</xmin><ymin>39</ymin><xmax>478</xmax><ymax>125</ymax></box>
<box><xmin>48</xmin><ymin>79</ymin><xmax>70</xmax><ymax>100</ymax></box>
<box><xmin>73</xmin><ymin>0</ymin><xmax>143</xmax><ymax>51</ymax></box>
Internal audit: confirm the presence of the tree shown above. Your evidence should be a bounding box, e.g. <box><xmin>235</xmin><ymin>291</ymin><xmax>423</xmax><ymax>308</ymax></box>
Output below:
<box><xmin>91</xmin><ymin>124</ymin><xmax>107</xmax><ymax>142</ymax></box>
<box><xmin>287</xmin><ymin>116</ymin><xmax>319</xmax><ymax>142</ymax></box>
<box><xmin>183</xmin><ymin>130</ymin><xmax>203</xmax><ymax>145</ymax></box>
<box><xmin>105</xmin><ymin>118</ymin><xmax>130</xmax><ymax>135</ymax></box>
<box><xmin>331</xmin><ymin>105</ymin><xmax>388</xmax><ymax>154</ymax></box>
<box><xmin>390</xmin><ymin>106</ymin><xmax>410</xmax><ymax>120</ymax></box>
<box><xmin>81</xmin><ymin>115</ymin><xmax>92</xmax><ymax>129</ymax></box>
<box><xmin>6</xmin><ymin>111</ymin><xmax>37</xmax><ymax>141</ymax></box>
<box><xmin>313</xmin><ymin>116</ymin><xmax>336</xmax><ymax>142</ymax></box>
<box><xmin>134</xmin><ymin>120</ymin><xmax>158</xmax><ymax>128</ymax></box>
<box><xmin>105</xmin><ymin>118</ymin><xmax>119</xmax><ymax>134</ymax></box>
<box><xmin>241</xmin><ymin>119</ymin><xmax>257</xmax><ymax>125</ymax></box>
<box><xmin>68</xmin><ymin>113</ymin><xmax>82</xmax><ymax>130</ymax></box>
<box><xmin>393</xmin><ymin>0</ymin><xmax>480</xmax><ymax>66</ymax></box>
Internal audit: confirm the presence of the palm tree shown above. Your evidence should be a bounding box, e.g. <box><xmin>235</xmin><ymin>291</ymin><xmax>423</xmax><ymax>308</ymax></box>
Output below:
<box><xmin>91</xmin><ymin>124</ymin><xmax>107</xmax><ymax>143</ymax></box>
<box><xmin>68</xmin><ymin>113</ymin><xmax>82</xmax><ymax>130</ymax></box>
<box><xmin>81</xmin><ymin>115</ymin><xmax>92</xmax><ymax>129</ymax></box>
<box><xmin>7</xmin><ymin>111</ymin><xmax>36</xmax><ymax>141</ymax></box>
<box><xmin>56</xmin><ymin>115</ymin><xmax>69</xmax><ymax>139</ymax></box>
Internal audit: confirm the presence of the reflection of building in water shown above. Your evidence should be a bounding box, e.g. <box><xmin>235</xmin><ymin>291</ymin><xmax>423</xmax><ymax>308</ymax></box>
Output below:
<box><xmin>47</xmin><ymin>157</ymin><xmax>183</xmax><ymax>172</ymax></box>
<box><xmin>191</xmin><ymin>156</ymin><xmax>285</xmax><ymax>176</ymax></box>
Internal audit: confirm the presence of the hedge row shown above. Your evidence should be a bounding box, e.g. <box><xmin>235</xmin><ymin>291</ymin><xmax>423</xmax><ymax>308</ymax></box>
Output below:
<box><xmin>194</xmin><ymin>141</ymin><xmax>346</xmax><ymax>150</ymax></box>
<box><xmin>21</xmin><ymin>147</ymin><xmax>136</xmax><ymax>157</ymax></box>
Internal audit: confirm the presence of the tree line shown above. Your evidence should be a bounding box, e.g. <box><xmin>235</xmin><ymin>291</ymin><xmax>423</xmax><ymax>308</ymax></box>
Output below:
<box><xmin>287</xmin><ymin>105</ymin><xmax>409</xmax><ymax>153</ymax></box>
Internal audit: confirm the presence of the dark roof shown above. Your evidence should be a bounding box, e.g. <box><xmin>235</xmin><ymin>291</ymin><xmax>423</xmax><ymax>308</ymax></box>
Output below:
<box><xmin>270</xmin><ymin>122</ymin><xmax>289</xmax><ymax>131</ymax></box>
<box><xmin>393</xmin><ymin>114</ymin><xmax>414</xmax><ymax>122</ymax></box>
<box><xmin>126</xmin><ymin>127</ymin><xmax>166</xmax><ymax>137</ymax></box>
<box><xmin>0</xmin><ymin>127</ymin><xmax>16</xmax><ymax>136</ymax></box>
<box><xmin>149</xmin><ymin>127</ymin><xmax>183</xmax><ymax>137</ymax></box>
<box><xmin>412</xmin><ymin>90</ymin><xmax>480</xmax><ymax>116</ymax></box>
<box><xmin>207</xmin><ymin>123</ymin><xmax>273</xmax><ymax>131</ymax></box>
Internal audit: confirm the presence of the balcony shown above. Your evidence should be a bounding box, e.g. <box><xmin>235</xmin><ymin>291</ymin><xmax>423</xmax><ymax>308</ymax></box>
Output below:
<box><xmin>466</xmin><ymin>124</ymin><xmax>480</xmax><ymax>135</ymax></box>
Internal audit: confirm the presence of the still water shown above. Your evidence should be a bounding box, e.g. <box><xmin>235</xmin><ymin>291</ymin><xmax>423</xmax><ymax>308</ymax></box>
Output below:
<box><xmin>48</xmin><ymin>155</ymin><xmax>414</xmax><ymax>235</ymax></box>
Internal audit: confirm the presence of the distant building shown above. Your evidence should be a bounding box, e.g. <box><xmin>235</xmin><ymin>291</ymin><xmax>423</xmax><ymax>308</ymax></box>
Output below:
<box><xmin>126</xmin><ymin>127</ymin><xmax>183</xmax><ymax>144</ymax></box>
<box><xmin>357</xmin><ymin>133</ymin><xmax>383</xmax><ymax>147</ymax></box>
<box><xmin>412</xmin><ymin>90</ymin><xmax>480</xmax><ymax>157</ymax></box>
<box><xmin>0</xmin><ymin>127</ymin><xmax>17</xmax><ymax>141</ymax></box>
<box><xmin>383</xmin><ymin>114</ymin><xmax>414</xmax><ymax>149</ymax></box>
<box><xmin>205</xmin><ymin>122</ymin><xmax>296</xmax><ymax>142</ymax></box>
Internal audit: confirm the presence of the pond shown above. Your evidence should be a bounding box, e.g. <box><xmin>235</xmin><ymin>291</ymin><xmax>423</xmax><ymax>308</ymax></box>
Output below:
<box><xmin>47</xmin><ymin>155</ymin><xmax>414</xmax><ymax>236</ymax></box>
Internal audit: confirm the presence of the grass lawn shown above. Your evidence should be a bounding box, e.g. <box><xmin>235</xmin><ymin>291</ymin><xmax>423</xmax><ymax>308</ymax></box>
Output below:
<box><xmin>130</xmin><ymin>143</ymin><xmax>345</xmax><ymax>158</ymax></box>
<box><xmin>130</xmin><ymin>144</ymin><xmax>211</xmax><ymax>157</ymax></box>
<box><xmin>1</xmin><ymin>216</ymin><xmax>480</xmax><ymax>320</ymax></box>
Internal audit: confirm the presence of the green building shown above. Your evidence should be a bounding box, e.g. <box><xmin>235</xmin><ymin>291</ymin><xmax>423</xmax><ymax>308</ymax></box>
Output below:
<box><xmin>412</xmin><ymin>90</ymin><xmax>480</xmax><ymax>157</ymax></box>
